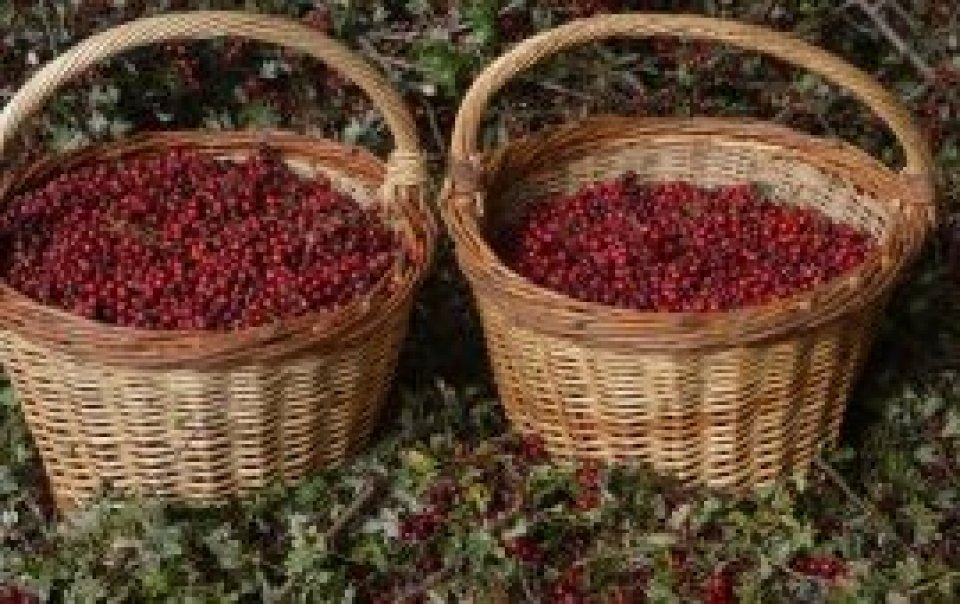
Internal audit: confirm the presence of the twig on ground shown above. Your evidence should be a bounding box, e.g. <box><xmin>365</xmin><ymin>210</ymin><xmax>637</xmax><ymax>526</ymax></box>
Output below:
<box><xmin>271</xmin><ymin>474</ymin><xmax>385</xmax><ymax>600</ymax></box>
<box><xmin>906</xmin><ymin>570</ymin><xmax>960</xmax><ymax>597</ymax></box>
<box><xmin>397</xmin><ymin>569</ymin><xmax>449</xmax><ymax>603</ymax></box>
<box><xmin>358</xmin><ymin>36</ymin><xmax>424</xmax><ymax>74</ymax></box>
<box><xmin>520</xmin><ymin>77</ymin><xmax>597</xmax><ymax>104</ymax></box>
<box><xmin>813</xmin><ymin>455</ymin><xmax>892</xmax><ymax>530</ymax></box>
<box><xmin>842</xmin><ymin>0</ymin><xmax>934</xmax><ymax>81</ymax></box>
<box><xmin>364</xmin><ymin>30</ymin><xmax>419</xmax><ymax>43</ymax></box>
<box><xmin>422</xmin><ymin>99</ymin><xmax>447</xmax><ymax>157</ymax></box>
<box><xmin>520</xmin><ymin>570</ymin><xmax>539</xmax><ymax>603</ymax></box>
<box><xmin>773</xmin><ymin>103</ymin><xmax>794</xmax><ymax>124</ymax></box>
<box><xmin>883</xmin><ymin>0</ymin><xmax>923</xmax><ymax>34</ymax></box>
<box><xmin>323</xmin><ymin>473</ymin><xmax>386</xmax><ymax>547</ymax></box>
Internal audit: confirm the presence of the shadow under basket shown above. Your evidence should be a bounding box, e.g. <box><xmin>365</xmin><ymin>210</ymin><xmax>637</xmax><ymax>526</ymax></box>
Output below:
<box><xmin>443</xmin><ymin>15</ymin><xmax>935</xmax><ymax>490</ymax></box>
<box><xmin>0</xmin><ymin>12</ymin><xmax>435</xmax><ymax>510</ymax></box>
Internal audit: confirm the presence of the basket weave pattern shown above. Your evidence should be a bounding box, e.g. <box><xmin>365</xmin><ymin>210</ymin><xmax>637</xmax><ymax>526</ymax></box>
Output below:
<box><xmin>0</xmin><ymin>13</ymin><xmax>435</xmax><ymax>509</ymax></box>
<box><xmin>443</xmin><ymin>15</ymin><xmax>935</xmax><ymax>489</ymax></box>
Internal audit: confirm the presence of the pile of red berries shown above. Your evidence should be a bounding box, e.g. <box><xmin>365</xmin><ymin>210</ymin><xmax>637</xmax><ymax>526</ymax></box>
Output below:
<box><xmin>0</xmin><ymin>149</ymin><xmax>400</xmax><ymax>330</ymax></box>
<box><xmin>0</xmin><ymin>585</ymin><xmax>38</xmax><ymax>604</ymax></box>
<box><xmin>500</xmin><ymin>174</ymin><xmax>875</xmax><ymax>312</ymax></box>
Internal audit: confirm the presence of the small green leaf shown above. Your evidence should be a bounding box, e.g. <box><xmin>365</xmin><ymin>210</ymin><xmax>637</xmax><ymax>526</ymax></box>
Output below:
<box><xmin>238</xmin><ymin>103</ymin><xmax>280</xmax><ymax>128</ymax></box>
<box><xmin>464</xmin><ymin>0</ymin><xmax>498</xmax><ymax>47</ymax></box>
<box><xmin>414</xmin><ymin>41</ymin><xmax>470</xmax><ymax>99</ymax></box>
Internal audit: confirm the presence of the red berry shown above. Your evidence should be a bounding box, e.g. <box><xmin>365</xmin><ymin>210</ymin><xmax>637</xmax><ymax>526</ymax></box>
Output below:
<box><xmin>549</xmin><ymin>563</ymin><xmax>588</xmax><ymax>603</ymax></box>
<box><xmin>668</xmin><ymin>549</ymin><xmax>689</xmax><ymax>573</ymax></box>
<box><xmin>575</xmin><ymin>462</ymin><xmax>601</xmax><ymax>490</ymax></box>
<box><xmin>399</xmin><ymin>511</ymin><xmax>443</xmax><ymax>542</ymax></box>
<box><xmin>517</xmin><ymin>433</ymin><xmax>549</xmax><ymax>462</ymax></box>
<box><xmin>415</xmin><ymin>554</ymin><xmax>442</xmax><ymax>574</ymax></box>
<box><xmin>504</xmin><ymin>536</ymin><xmax>544</xmax><ymax>565</ymax></box>
<box><xmin>0</xmin><ymin>585</ymin><xmax>39</xmax><ymax>604</ymax></box>
<box><xmin>0</xmin><ymin>149</ymin><xmax>400</xmax><ymax>331</ymax></box>
<box><xmin>500</xmin><ymin>175</ymin><xmax>874</xmax><ymax>313</ymax></box>
<box><xmin>425</xmin><ymin>480</ymin><xmax>458</xmax><ymax>513</ymax></box>
<box><xmin>702</xmin><ymin>568</ymin><xmax>734</xmax><ymax>604</ymax></box>
<box><xmin>790</xmin><ymin>554</ymin><xmax>848</xmax><ymax>582</ymax></box>
<box><xmin>573</xmin><ymin>489</ymin><xmax>601</xmax><ymax>512</ymax></box>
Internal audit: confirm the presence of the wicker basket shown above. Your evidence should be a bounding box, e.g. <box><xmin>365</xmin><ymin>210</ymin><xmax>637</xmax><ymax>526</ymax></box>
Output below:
<box><xmin>0</xmin><ymin>12</ymin><xmax>435</xmax><ymax>510</ymax></box>
<box><xmin>442</xmin><ymin>14</ymin><xmax>935</xmax><ymax>489</ymax></box>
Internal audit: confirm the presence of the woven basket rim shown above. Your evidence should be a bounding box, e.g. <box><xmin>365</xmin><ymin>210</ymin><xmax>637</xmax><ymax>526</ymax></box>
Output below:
<box><xmin>0</xmin><ymin>130</ymin><xmax>436</xmax><ymax>368</ymax></box>
<box><xmin>442</xmin><ymin>117</ymin><xmax>931</xmax><ymax>350</ymax></box>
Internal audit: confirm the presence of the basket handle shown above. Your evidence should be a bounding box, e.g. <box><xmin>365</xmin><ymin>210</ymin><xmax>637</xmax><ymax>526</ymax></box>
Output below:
<box><xmin>0</xmin><ymin>10</ymin><xmax>426</xmax><ymax>200</ymax></box>
<box><xmin>449</xmin><ymin>13</ymin><xmax>934</xmax><ymax>195</ymax></box>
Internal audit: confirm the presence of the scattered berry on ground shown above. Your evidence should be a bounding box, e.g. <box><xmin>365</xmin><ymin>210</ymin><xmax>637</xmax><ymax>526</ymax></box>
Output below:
<box><xmin>399</xmin><ymin>510</ymin><xmax>443</xmax><ymax>542</ymax></box>
<box><xmin>504</xmin><ymin>535</ymin><xmax>545</xmax><ymax>565</ymax></box>
<box><xmin>789</xmin><ymin>554</ymin><xmax>848</xmax><ymax>582</ymax></box>
<box><xmin>702</xmin><ymin>568</ymin><xmax>735</xmax><ymax>604</ymax></box>
<box><xmin>0</xmin><ymin>585</ymin><xmax>39</xmax><ymax>604</ymax></box>
<box><xmin>518</xmin><ymin>433</ymin><xmax>549</xmax><ymax>462</ymax></box>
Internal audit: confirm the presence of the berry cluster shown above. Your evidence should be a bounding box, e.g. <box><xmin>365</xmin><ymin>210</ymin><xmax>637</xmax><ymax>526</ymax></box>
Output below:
<box><xmin>0</xmin><ymin>585</ymin><xmax>38</xmax><ymax>604</ymax></box>
<box><xmin>399</xmin><ymin>480</ymin><xmax>459</xmax><ymax>543</ymax></box>
<box><xmin>790</xmin><ymin>555</ymin><xmax>848</xmax><ymax>582</ymax></box>
<box><xmin>548</xmin><ymin>563</ymin><xmax>588</xmax><ymax>603</ymax></box>
<box><xmin>398</xmin><ymin>510</ymin><xmax>442</xmax><ymax>542</ymax></box>
<box><xmin>516</xmin><ymin>433</ymin><xmax>549</xmax><ymax>462</ymax></box>
<box><xmin>573</xmin><ymin>462</ymin><xmax>601</xmax><ymax>511</ymax></box>
<box><xmin>505</xmin><ymin>535</ymin><xmax>545</xmax><ymax>565</ymax></box>
<box><xmin>0</xmin><ymin>149</ymin><xmax>399</xmax><ymax>330</ymax></box>
<box><xmin>702</xmin><ymin>568</ymin><xmax>735</xmax><ymax>604</ymax></box>
<box><xmin>500</xmin><ymin>175</ymin><xmax>875</xmax><ymax>312</ymax></box>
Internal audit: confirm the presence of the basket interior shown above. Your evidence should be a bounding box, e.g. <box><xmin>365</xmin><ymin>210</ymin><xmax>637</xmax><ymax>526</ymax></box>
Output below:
<box><xmin>222</xmin><ymin>154</ymin><xmax>379</xmax><ymax>210</ymax></box>
<box><xmin>0</xmin><ymin>131</ymin><xmax>430</xmax><ymax>367</ymax></box>
<box><xmin>485</xmin><ymin>136</ymin><xmax>897</xmax><ymax>246</ymax></box>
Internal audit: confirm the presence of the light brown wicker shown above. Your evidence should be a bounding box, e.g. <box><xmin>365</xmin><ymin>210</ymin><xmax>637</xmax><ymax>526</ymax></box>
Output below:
<box><xmin>0</xmin><ymin>11</ymin><xmax>435</xmax><ymax>510</ymax></box>
<box><xmin>442</xmin><ymin>14</ymin><xmax>935</xmax><ymax>489</ymax></box>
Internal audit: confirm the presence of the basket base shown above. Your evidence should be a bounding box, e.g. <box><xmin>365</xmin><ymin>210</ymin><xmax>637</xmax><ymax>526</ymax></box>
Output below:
<box><xmin>4</xmin><ymin>314</ymin><xmax>408</xmax><ymax>511</ymax></box>
<box><xmin>482</xmin><ymin>306</ymin><xmax>875</xmax><ymax>490</ymax></box>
